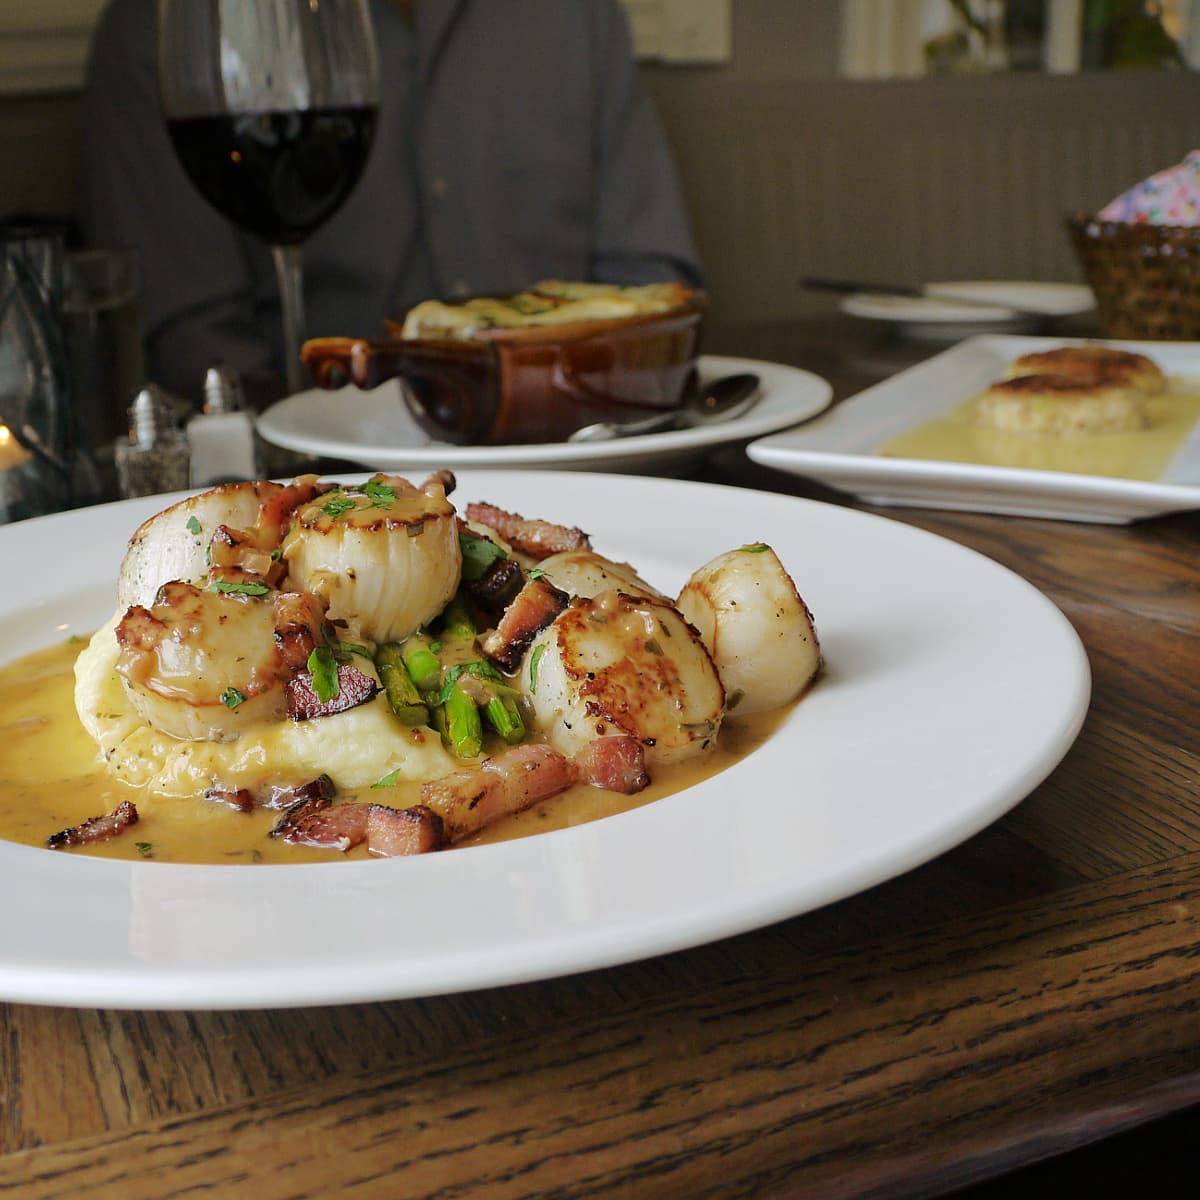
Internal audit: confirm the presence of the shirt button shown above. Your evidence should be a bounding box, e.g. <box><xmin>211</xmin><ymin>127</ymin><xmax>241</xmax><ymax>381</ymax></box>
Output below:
<box><xmin>429</xmin><ymin>176</ymin><xmax>448</xmax><ymax>198</ymax></box>
<box><xmin>449</xmin><ymin>279</ymin><xmax>471</xmax><ymax>298</ymax></box>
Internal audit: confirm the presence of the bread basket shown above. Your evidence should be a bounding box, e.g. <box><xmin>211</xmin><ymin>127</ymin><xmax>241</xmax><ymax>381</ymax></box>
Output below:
<box><xmin>1066</xmin><ymin>213</ymin><xmax>1200</xmax><ymax>339</ymax></box>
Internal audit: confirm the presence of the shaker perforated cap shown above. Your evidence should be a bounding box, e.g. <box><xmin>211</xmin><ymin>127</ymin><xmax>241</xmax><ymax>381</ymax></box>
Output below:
<box><xmin>128</xmin><ymin>384</ymin><xmax>180</xmax><ymax>449</ymax></box>
<box><xmin>203</xmin><ymin>365</ymin><xmax>246</xmax><ymax>415</ymax></box>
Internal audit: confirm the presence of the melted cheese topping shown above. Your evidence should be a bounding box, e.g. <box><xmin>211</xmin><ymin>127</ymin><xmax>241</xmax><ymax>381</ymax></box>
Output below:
<box><xmin>399</xmin><ymin>280</ymin><xmax>694</xmax><ymax>338</ymax></box>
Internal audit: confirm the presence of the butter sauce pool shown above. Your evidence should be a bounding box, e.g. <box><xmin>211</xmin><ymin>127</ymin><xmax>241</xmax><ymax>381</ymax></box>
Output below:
<box><xmin>0</xmin><ymin>638</ymin><xmax>779</xmax><ymax>864</ymax></box>
<box><xmin>879</xmin><ymin>379</ymin><xmax>1200</xmax><ymax>479</ymax></box>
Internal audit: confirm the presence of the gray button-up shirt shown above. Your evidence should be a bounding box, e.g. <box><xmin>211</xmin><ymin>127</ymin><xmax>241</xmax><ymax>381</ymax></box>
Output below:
<box><xmin>83</xmin><ymin>0</ymin><xmax>704</xmax><ymax>401</ymax></box>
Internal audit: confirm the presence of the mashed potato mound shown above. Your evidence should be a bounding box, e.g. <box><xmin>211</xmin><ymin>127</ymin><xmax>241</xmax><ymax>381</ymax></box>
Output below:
<box><xmin>75</xmin><ymin>611</ymin><xmax>457</xmax><ymax>798</ymax></box>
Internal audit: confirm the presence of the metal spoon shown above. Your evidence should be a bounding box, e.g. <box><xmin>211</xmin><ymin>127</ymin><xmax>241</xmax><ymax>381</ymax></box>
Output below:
<box><xmin>566</xmin><ymin>372</ymin><xmax>761</xmax><ymax>443</ymax></box>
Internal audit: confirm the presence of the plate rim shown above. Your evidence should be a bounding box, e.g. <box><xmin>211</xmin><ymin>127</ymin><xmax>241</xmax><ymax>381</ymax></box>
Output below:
<box><xmin>256</xmin><ymin>354</ymin><xmax>832</xmax><ymax>470</ymax></box>
<box><xmin>0</xmin><ymin>471</ymin><xmax>1090</xmax><ymax>1009</ymax></box>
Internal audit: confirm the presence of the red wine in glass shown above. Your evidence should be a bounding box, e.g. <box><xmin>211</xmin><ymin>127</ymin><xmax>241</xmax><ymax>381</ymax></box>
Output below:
<box><xmin>166</xmin><ymin>106</ymin><xmax>377</xmax><ymax>245</ymax></box>
<box><xmin>157</xmin><ymin>0</ymin><xmax>380</xmax><ymax>394</ymax></box>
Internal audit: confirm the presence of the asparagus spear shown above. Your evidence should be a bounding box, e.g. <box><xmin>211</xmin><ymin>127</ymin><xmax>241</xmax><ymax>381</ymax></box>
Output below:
<box><xmin>484</xmin><ymin>693</ymin><xmax>526</xmax><ymax>744</ymax></box>
<box><xmin>400</xmin><ymin>634</ymin><xmax>442</xmax><ymax>693</ymax></box>
<box><xmin>443</xmin><ymin>681</ymin><xmax>483</xmax><ymax>758</ymax></box>
<box><xmin>374</xmin><ymin>643</ymin><xmax>429</xmax><ymax>726</ymax></box>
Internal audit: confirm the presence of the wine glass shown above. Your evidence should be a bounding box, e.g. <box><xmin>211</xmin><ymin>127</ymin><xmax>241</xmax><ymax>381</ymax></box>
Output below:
<box><xmin>156</xmin><ymin>0</ymin><xmax>380</xmax><ymax>395</ymax></box>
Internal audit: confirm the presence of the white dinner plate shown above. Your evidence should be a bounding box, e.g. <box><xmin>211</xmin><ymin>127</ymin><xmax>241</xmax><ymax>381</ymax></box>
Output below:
<box><xmin>748</xmin><ymin>334</ymin><xmax>1200</xmax><ymax>523</ymax></box>
<box><xmin>842</xmin><ymin>282</ymin><xmax>1095</xmax><ymax>340</ymax></box>
<box><xmin>0</xmin><ymin>471</ymin><xmax>1089</xmax><ymax>1010</ymax></box>
<box><xmin>256</xmin><ymin>354</ymin><xmax>831</xmax><ymax>473</ymax></box>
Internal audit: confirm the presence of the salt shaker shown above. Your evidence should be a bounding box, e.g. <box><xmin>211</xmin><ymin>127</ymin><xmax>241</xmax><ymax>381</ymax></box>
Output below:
<box><xmin>187</xmin><ymin>366</ymin><xmax>259</xmax><ymax>486</ymax></box>
<box><xmin>114</xmin><ymin>384</ymin><xmax>191</xmax><ymax>498</ymax></box>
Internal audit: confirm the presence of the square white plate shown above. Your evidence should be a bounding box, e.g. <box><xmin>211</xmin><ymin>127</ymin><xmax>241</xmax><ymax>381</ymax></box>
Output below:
<box><xmin>747</xmin><ymin>335</ymin><xmax>1200</xmax><ymax>523</ymax></box>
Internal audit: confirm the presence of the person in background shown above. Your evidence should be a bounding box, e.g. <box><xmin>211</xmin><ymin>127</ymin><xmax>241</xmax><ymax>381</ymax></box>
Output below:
<box><xmin>82</xmin><ymin>0</ymin><xmax>703</xmax><ymax>405</ymax></box>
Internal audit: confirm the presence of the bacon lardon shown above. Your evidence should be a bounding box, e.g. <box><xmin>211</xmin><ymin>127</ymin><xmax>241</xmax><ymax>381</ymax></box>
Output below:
<box><xmin>420</xmin><ymin>742</ymin><xmax>579</xmax><ymax>843</ymax></box>
<box><xmin>465</xmin><ymin>502</ymin><xmax>590</xmax><ymax>560</ymax></box>
<box><xmin>480</xmin><ymin>577</ymin><xmax>570</xmax><ymax>673</ymax></box>
<box><xmin>48</xmin><ymin>800</ymin><xmax>139</xmax><ymax>849</ymax></box>
<box><xmin>285</xmin><ymin>661</ymin><xmax>380</xmax><ymax>721</ymax></box>
<box><xmin>574</xmin><ymin>735</ymin><xmax>650</xmax><ymax>794</ymax></box>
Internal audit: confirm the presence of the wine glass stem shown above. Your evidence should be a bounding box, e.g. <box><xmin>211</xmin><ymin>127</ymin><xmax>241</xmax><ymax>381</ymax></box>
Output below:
<box><xmin>272</xmin><ymin>243</ymin><xmax>307</xmax><ymax>395</ymax></box>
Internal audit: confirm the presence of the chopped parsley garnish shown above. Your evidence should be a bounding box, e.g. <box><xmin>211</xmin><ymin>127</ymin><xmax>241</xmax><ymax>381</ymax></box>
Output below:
<box><xmin>528</xmin><ymin>643</ymin><xmax>546</xmax><ymax>694</ymax></box>
<box><xmin>740</xmin><ymin>543</ymin><xmax>770</xmax><ymax>554</ymax></box>
<box><xmin>459</xmin><ymin>531</ymin><xmax>507</xmax><ymax>580</ymax></box>
<box><xmin>433</xmin><ymin>659</ymin><xmax>506</xmax><ymax>706</ymax></box>
<box><xmin>220</xmin><ymin>687</ymin><xmax>247</xmax><ymax>709</ymax></box>
<box><xmin>134</xmin><ymin>841</ymin><xmax>155</xmax><ymax>858</ymax></box>
<box><xmin>359</xmin><ymin>480</ymin><xmax>396</xmax><ymax>506</ymax></box>
<box><xmin>526</xmin><ymin>567</ymin><xmax>546</xmax><ymax>581</ymax></box>
<box><xmin>372</xmin><ymin>768</ymin><xmax>403</xmax><ymax>789</ymax></box>
<box><xmin>308</xmin><ymin>645</ymin><xmax>340</xmax><ymax>703</ymax></box>
<box><xmin>270</xmin><ymin>548</ymin><xmax>283</xmax><ymax>560</ymax></box>
<box><xmin>331</xmin><ymin>640</ymin><xmax>372</xmax><ymax>661</ymax></box>
<box><xmin>212</xmin><ymin>579</ymin><xmax>270</xmax><ymax>596</ymax></box>
<box><xmin>186</xmin><ymin>515</ymin><xmax>202</xmax><ymax>535</ymax></box>
<box><xmin>322</xmin><ymin>495</ymin><xmax>358</xmax><ymax>519</ymax></box>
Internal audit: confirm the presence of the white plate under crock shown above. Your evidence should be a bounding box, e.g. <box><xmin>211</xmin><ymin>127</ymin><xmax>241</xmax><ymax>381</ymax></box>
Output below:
<box><xmin>256</xmin><ymin>355</ymin><xmax>831</xmax><ymax>474</ymax></box>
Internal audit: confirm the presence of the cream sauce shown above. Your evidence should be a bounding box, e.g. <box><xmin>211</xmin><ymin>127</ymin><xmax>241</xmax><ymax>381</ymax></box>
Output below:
<box><xmin>879</xmin><ymin>379</ymin><xmax>1200</xmax><ymax>479</ymax></box>
<box><xmin>0</xmin><ymin>637</ymin><xmax>781</xmax><ymax>865</ymax></box>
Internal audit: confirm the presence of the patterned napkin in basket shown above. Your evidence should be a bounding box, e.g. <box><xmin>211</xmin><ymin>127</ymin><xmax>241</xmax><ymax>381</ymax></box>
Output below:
<box><xmin>1098</xmin><ymin>150</ymin><xmax>1200</xmax><ymax>225</ymax></box>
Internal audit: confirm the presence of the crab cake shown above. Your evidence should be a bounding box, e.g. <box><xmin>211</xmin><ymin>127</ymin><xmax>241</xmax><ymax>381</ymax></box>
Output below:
<box><xmin>1004</xmin><ymin>346</ymin><xmax>1165</xmax><ymax>394</ymax></box>
<box><xmin>975</xmin><ymin>372</ymin><xmax>1149</xmax><ymax>434</ymax></box>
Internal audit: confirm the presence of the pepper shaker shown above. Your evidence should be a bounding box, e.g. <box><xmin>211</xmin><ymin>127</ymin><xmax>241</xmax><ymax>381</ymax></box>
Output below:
<box><xmin>187</xmin><ymin>366</ymin><xmax>259</xmax><ymax>487</ymax></box>
<box><xmin>113</xmin><ymin>384</ymin><xmax>191</xmax><ymax>498</ymax></box>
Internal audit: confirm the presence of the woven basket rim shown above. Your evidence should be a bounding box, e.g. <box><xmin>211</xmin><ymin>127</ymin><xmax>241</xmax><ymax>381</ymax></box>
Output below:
<box><xmin>1066</xmin><ymin>211</ymin><xmax>1200</xmax><ymax>238</ymax></box>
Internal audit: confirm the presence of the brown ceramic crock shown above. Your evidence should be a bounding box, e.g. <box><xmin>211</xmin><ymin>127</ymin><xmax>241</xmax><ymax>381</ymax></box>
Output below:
<box><xmin>300</xmin><ymin>296</ymin><xmax>706</xmax><ymax>446</ymax></box>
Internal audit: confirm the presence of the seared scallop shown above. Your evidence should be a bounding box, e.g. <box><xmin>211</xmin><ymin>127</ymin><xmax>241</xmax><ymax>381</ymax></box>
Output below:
<box><xmin>282</xmin><ymin>475</ymin><xmax>461</xmax><ymax>644</ymax></box>
<box><xmin>534</xmin><ymin>549</ymin><xmax>664</xmax><ymax>601</ymax></box>
<box><xmin>521</xmin><ymin>591</ymin><xmax>724</xmax><ymax>766</ymax></box>
<box><xmin>676</xmin><ymin>544</ymin><xmax>820</xmax><ymax>715</ymax></box>
<box><xmin>117</xmin><ymin>476</ymin><xmax>327</xmax><ymax>610</ymax></box>
<box><xmin>115</xmin><ymin>582</ymin><xmax>327</xmax><ymax>742</ymax></box>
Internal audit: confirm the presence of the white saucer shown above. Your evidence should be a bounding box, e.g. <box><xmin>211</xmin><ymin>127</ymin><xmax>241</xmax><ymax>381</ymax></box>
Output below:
<box><xmin>842</xmin><ymin>281</ymin><xmax>1095</xmax><ymax>340</ymax></box>
<box><xmin>257</xmin><ymin>355</ymin><xmax>832</xmax><ymax>474</ymax></box>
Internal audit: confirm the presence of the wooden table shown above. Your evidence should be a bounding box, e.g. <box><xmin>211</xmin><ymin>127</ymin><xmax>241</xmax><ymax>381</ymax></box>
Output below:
<box><xmin>2</xmin><ymin>318</ymin><xmax>1197</xmax><ymax>1198</ymax></box>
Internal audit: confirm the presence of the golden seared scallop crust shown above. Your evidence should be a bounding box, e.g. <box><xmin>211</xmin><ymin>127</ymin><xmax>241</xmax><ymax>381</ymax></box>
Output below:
<box><xmin>1004</xmin><ymin>346</ymin><xmax>1166</xmax><ymax>394</ymax></box>
<box><xmin>974</xmin><ymin>372</ymin><xmax>1149</xmax><ymax>435</ymax></box>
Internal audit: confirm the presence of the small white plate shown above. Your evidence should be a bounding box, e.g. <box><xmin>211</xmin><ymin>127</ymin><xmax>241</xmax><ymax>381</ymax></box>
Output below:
<box><xmin>747</xmin><ymin>334</ymin><xmax>1200</xmax><ymax>524</ymax></box>
<box><xmin>0</xmin><ymin>472</ymin><xmax>1088</xmax><ymax>1009</ymax></box>
<box><xmin>842</xmin><ymin>282</ymin><xmax>1095</xmax><ymax>340</ymax></box>
<box><xmin>257</xmin><ymin>354</ymin><xmax>831</xmax><ymax>474</ymax></box>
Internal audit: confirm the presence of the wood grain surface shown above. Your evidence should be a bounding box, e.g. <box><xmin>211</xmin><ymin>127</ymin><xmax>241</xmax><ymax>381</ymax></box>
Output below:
<box><xmin>1</xmin><ymin>319</ymin><xmax>1196</xmax><ymax>1198</ymax></box>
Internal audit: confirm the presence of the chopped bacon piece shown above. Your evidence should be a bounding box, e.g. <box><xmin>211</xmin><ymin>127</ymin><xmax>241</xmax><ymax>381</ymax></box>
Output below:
<box><xmin>465</xmin><ymin>502</ymin><xmax>590</xmax><ymax>560</ymax></box>
<box><xmin>48</xmin><ymin>800</ymin><xmax>139</xmax><ymax>849</ymax></box>
<box><xmin>272</xmin><ymin>591</ymin><xmax>328</xmax><ymax>671</ymax></box>
<box><xmin>257</xmin><ymin>475</ymin><xmax>330</xmax><ymax>542</ymax></box>
<box><xmin>420</xmin><ymin>468</ymin><xmax>457</xmax><ymax>497</ymax></box>
<box><xmin>462</xmin><ymin>555</ymin><xmax>526</xmax><ymax>621</ymax></box>
<box><xmin>286</xmin><ymin>663</ymin><xmax>379</xmax><ymax>720</ymax></box>
<box><xmin>270</xmin><ymin>784</ymin><xmax>333</xmax><ymax>841</ymax></box>
<box><xmin>480</xmin><ymin>577</ymin><xmax>569</xmax><ymax>673</ymax></box>
<box><xmin>278</xmin><ymin>802</ymin><xmax>370</xmax><ymax>851</ymax></box>
<box><xmin>208</xmin><ymin>524</ymin><xmax>286</xmax><ymax>587</ymax></box>
<box><xmin>421</xmin><ymin>742</ymin><xmax>578</xmax><ymax>843</ymax></box>
<box><xmin>205</xmin><ymin>785</ymin><xmax>255</xmax><ymax>812</ymax></box>
<box><xmin>574</xmin><ymin>736</ymin><xmax>650</xmax><ymax>794</ymax></box>
<box><xmin>366</xmin><ymin>804</ymin><xmax>445</xmax><ymax>856</ymax></box>
<box><xmin>262</xmin><ymin>775</ymin><xmax>336</xmax><ymax>812</ymax></box>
